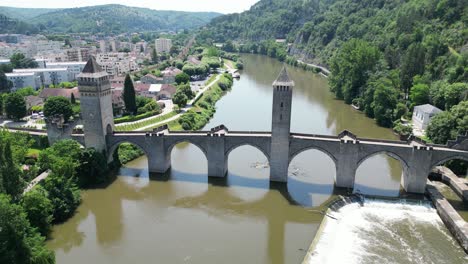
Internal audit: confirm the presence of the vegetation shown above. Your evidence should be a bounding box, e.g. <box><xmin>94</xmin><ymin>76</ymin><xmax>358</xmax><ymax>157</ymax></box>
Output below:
<box><xmin>4</xmin><ymin>4</ymin><xmax>221</xmax><ymax>34</ymax></box>
<box><xmin>115</xmin><ymin>111</ymin><xmax>177</xmax><ymax>131</ymax></box>
<box><xmin>10</xmin><ymin>53</ymin><xmax>39</xmax><ymax>69</ymax></box>
<box><xmin>117</xmin><ymin>143</ymin><xmax>144</xmax><ymax>164</ymax></box>
<box><xmin>178</xmin><ymin>73</ymin><xmax>233</xmax><ymax>130</ymax></box>
<box><xmin>43</xmin><ymin>96</ymin><xmax>73</xmax><ymax>122</ymax></box>
<box><xmin>123</xmin><ymin>74</ymin><xmax>137</xmax><ymax>114</ymax></box>
<box><xmin>0</xmin><ymin>194</ymin><xmax>55</xmax><ymax>264</ymax></box>
<box><xmin>4</xmin><ymin>92</ymin><xmax>27</xmax><ymax>120</ymax></box>
<box><xmin>21</xmin><ymin>186</ymin><xmax>54</xmax><ymax>236</ymax></box>
<box><xmin>175</xmin><ymin>72</ymin><xmax>190</xmax><ymax>85</ymax></box>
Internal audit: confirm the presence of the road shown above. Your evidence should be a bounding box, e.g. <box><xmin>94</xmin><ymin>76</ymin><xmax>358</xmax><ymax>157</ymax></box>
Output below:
<box><xmin>135</xmin><ymin>74</ymin><xmax>222</xmax><ymax>131</ymax></box>
<box><xmin>23</xmin><ymin>170</ymin><xmax>50</xmax><ymax>194</ymax></box>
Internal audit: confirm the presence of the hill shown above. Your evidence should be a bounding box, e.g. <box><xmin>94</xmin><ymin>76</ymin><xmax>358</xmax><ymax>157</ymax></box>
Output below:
<box><xmin>0</xmin><ymin>6</ymin><xmax>59</xmax><ymax>20</ymax></box>
<box><xmin>0</xmin><ymin>13</ymin><xmax>39</xmax><ymax>34</ymax></box>
<box><xmin>199</xmin><ymin>0</ymin><xmax>468</xmax><ymax>144</ymax></box>
<box><xmin>1</xmin><ymin>4</ymin><xmax>221</xmax><ymax>34</ymax></box>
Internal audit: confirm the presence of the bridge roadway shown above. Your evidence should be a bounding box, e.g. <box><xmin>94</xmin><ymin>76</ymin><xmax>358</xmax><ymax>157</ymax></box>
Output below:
<box><xmin>7</xmin><ymin>125</ymin><xmax>468</xmax><ymax>194</ymax></box>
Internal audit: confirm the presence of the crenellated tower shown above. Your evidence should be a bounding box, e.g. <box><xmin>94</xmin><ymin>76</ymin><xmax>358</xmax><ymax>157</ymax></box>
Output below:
<box><xmin>270</xmin><ymin>66</ymin><xmax>294</xmax><ymax>182</ymax></box>
<box><xmin>78</xmin><ymin>56</ymin><xmax>114</xmax><ymax>154</ymax></box>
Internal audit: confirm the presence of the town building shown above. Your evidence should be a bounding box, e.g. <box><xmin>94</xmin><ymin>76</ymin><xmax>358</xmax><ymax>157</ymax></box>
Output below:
<box><xmin>39</xmin><ymin>87</ymin><xmax>80</xmax><ymax>100</ymax></box>
<box><xmin>5</xmin><ymin>72</ymin><xmax>40</xmax><ymax>91</ymax></box>
<box><xmin>46</xmin><ymin>62</ymin><xmax>87</xmax><ymax>81</ymax></box>
<box><xmin>412</xmin><ymin>104</ymin><xmax>442</xmax><ymax>130</ymax></box>
<box><xmin>140</xmin><ymin>73</ymin><xmax>163</xmax><ymax>84</ymax></box>
<box><xmin>13</xmin><ymin>68</ymin><xmax>69</xmax><ymax>88</ymax></box>
<box><xmin>96</xmin><ymin>53</ymin><xmax>138</xmax><ymax>75</ymax></box>
<box><xmin>155</xmin><ymin>38</ymin><xmax>172</xmax><ymax>53</ymax></box>
<box><xmin>161</xmin><ymin>67</ymin><xmax>182</xmax><ymax>84</ymax></box>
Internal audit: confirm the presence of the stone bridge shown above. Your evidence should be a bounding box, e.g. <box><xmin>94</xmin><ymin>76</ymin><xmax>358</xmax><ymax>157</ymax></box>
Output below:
<box><xmin>104</xmin><ymin>126</ymin><xmax>468</xmax><ymax>194</ymax></box>
<box><xmin>43</xmin><ymin>58</ymin><xmax>468</xmax><ymax>196</ymax></box>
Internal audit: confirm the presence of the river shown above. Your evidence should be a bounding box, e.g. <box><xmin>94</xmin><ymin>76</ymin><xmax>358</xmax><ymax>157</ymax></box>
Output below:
<box><xmin>47</xmin><ymin>54</ymin><xmax>466</xmax><ymax>263</ymax></box>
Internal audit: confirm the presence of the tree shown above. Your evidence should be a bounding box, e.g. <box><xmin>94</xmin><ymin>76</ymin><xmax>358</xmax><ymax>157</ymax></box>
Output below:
<box><xmin>175</xmin><ymin>73</ymin><xmax>190</xmax><ymax>85</ymax></box>
<box><xmin>76</xmin><ymin>148</ymin><xmax>109</xmax><ymax>187</ymax></box>
<box><xmin>43</xmin><ymin>170</ymin><xmax>81</xmax><ymax>223</ymax></box>
<box><xmin>0</xmin><ymin>140</ymin><xmax>25</xmax><ymax>201</ymax></box>
<box><xmin>21</xmin><ymin>186</ymin><xmax>54</xmax><ymax>236</ymax></box>
<box><xmin>427</xmin><ymin>111</ymin><xmax>457</xmax><ymax>144</ymax></box>
<box><xmin>43</xmin><ymin>96</ymin><xmax>73</xmax><ymax>123</ymax></box>
<box><xmin>409</xmin><ymin>83</ymin><xmax>430</xmax><ymax>106</ymax></box>
<box><xmin>16</xmin><ymin>86</ymin><xmax>36</xmax><ymax>97</ymax></box>
<box><xmin>151</xmin><ymin>47</ymin><xmax>158</xmax><ymax>64</ymax></box>
<box><xmin>10</xmin><ymin>53</ymin><xmax>38</xmax><ymax>69</ymax></box>
<box><xmin>172</xmin><ymin>91</ymin><xmax>188</xmax><ymax>108</ymax></box>
<box><xmin>0</xmin><ymin>71</ymin><xmax>12</xmax><ymax>92</ymax></box>
<box><xmin>70</xmin><ymin>92</ymin><xmax>76</xmax><ymax>104</ymax></box>
<box><xmin>329</xmin><ymin>39</ymin><xmax>381</xmax><ymax>104</ymax></box>
<box><xmin>372</xmin><ymin>81</ymin><xmax>398</xmax><ymax>127</ymax></box>
<box><xmin>0</xmin><ymin>194</ymin><xmax>55</xmax><ymax>264</ymax></box>
<box><xmin>443</xmin><ymin>83</ymin><xmax>467</xmax><ymax>110</ymax></box>
<box><xmin>177</xmin><ymin>83</ymin><xmax>194</xmax><ymax>99</ymax></box>
<box><xmin>123</xmin><ymin>74</ymin><xmax>137</xmax><ymax>114</ymax></box>
<box><xmin>400</xmin><ymin>43</ymin><xmax>426</xmax><ymax>95</ymax></box>
<box><xmin>4</xmin><ymin>92</ymin><xmax>26</xmax><ymax>120</ymax></box>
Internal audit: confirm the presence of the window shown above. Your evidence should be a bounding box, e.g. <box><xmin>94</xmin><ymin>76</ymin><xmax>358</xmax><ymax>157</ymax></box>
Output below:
<box><xmin>280</xmin><ymin>102</ymin><xmax>283</xmax><ymax>107</ymax></box>
<box><xmin>280</xmin><ymin>114</ymin><xmax>282</xmax><ymax>120</ymax></box>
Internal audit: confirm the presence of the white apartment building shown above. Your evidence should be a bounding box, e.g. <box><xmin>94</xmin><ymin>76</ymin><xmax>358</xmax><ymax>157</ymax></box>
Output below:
<box><xmin>155</xmin><ymin>38</ymin><xmax>172</xmax><ymax>53</ymax></box>
<box><xmin>5</xmin><ymin>72</ymin><xmax>40</xmax><ymax>91</ymax></box>
<box><xmin>13</xmin><ymin>68</ymin><xmax>69</xmax><ymax>88</ymax></box>
<box><xmin>46</xmin><ymin>62</ymin><xmax>87</xmax><ymax>81</ymax></box>
<box><xmin>96</xmin><ymin>53</ymin><xmax>137</xmax><ymax>75</ymax></box>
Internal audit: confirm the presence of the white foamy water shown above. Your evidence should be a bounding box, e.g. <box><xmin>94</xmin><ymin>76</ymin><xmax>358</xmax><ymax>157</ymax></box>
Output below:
<box><xmin>305</xmin><ymin>199</ymin><xmax>467</xmax><ymax>264</ymax></box>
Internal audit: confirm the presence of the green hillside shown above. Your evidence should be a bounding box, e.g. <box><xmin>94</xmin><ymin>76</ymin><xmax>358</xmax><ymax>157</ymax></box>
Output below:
<box><xmin>0</xmin><ymin>13</ymin><xmax>39</xmax><ymax>34</ymax></box>
<box><xmin>0</xmin><ymin>4</ymin><xmax>221</xmax><ymax>34</ymax></box>
<box><xmin>30</xmin><ymin>4</ymin><xmax>220</xmax><ymax>33</ymax></box>
<box><xmin>199</xmin><ymin>0</ymin><xmax>467</xmax><ymax>144</ymax></box>
<box><xmin>0</xmin><ymin>6</ymin><xmax>59</xmax><ymax>20</ymax></box>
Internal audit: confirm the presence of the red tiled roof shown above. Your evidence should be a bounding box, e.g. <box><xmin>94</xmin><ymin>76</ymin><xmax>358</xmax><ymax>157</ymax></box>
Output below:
<box><xmin>39</xmin><ymin>87</ymin><xmax>80</xmax><ymax>99</ymax></box>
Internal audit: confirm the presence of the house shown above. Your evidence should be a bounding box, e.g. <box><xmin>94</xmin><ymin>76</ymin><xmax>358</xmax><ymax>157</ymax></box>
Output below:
<box><xmin>158</xmin><ymin>84</ymin><xmax>177</xmax><ymax>99</ymax></box>
<box><xmin>134</xmin><ymin>83</ymin><xmax>152</xmax><ymax>97</ymax></box>
<box><xmin>39</xmin><ymin>87</ymin><xmax>80</xmax><ymax>101</ymax></box>
<box><xmin>412</xmin><ymin>104</ymin><xmax>442</xmax><ymax>130</ymax></box>
<box><xmin>111</xmin><ymin>89</ymin><xmax>125</xmax><ymax>115</ymax></box>
<box><xmin>162</xmin><ymin>67</ymin><xmax>182</xmax><ymax>84</ymax></box>
<box><xmin>25</xmin><ymin>95</ymin><xmax>44</xmax><ymax>113</ymax></box>
<box><xmin>140</xmin><ymin>74</ymin><xmax>163</xmax><ymax>84</ymax></box>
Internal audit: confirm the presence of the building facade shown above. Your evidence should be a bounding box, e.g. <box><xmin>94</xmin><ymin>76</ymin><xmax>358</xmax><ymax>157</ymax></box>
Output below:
<box><xmin>155</xmin><ymin>38</ymin><xmax>172</xmax><ymax>53</ymax></box>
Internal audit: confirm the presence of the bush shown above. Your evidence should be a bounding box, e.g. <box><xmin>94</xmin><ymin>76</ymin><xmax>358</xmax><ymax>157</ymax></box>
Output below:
<box><xmin>21</xmin><ymin>186</ymin><xmax>54</xmax><ymax>236</ymax></box>
<box><xmin>42</xmin><ymin>172</ymin><xmax>81</xmax><ymax>223</ymax></box>
<box><xmin>117</xmin><ymin>143</ymin><xmax>144</xmax><ymax>164</ymax></box>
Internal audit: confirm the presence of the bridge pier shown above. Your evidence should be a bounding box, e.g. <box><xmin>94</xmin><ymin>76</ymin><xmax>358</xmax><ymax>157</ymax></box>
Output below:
<box><xmin>335</xmin><ymin>141</ymin><xmax>359</xmax><ymax>189</ymax></box>
<box><xmin>207</xmin><ymin>135</ymin><xmax>227</xmax><ymax>177</ymax></box>
<box><xmin>148</xmin><ymin>138</ymin><xmax>171</xmax><ymax>174</ymax></box>
<box><xmin>402</xmin><ymin>149</ymin><xmax>432</xmax><ymax>193</ymax></box>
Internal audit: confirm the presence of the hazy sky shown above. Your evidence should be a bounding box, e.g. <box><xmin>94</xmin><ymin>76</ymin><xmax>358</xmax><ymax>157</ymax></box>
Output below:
<box><xmin>0</xmin><ymin>0</ymin><xmax>261</xmax><ymax>14</ymax></box>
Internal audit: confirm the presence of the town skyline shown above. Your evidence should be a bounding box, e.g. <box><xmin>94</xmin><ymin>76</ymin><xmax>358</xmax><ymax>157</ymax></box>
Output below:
<box><xmin>0</xmin><ymin>0</ymin><xmax>261</xmax><ymax>14</ymax></box>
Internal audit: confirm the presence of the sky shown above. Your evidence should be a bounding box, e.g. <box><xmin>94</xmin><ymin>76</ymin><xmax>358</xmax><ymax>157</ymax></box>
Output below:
<box><xmin>0</xmin><ymin>0</ymin><xmax>261</xmax><ymax>14</ymax></box>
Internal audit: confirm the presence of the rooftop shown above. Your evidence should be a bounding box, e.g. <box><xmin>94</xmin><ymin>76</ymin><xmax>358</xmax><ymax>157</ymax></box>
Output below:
<box><xmin>273</xmin><ymin>66</ymin><xmax>294</xmax><ymax>86</ymax></box>
<box><xmin>414</xmin><ymin>104</ymin><xmax>442</xmax><ymax>115</ymax></box>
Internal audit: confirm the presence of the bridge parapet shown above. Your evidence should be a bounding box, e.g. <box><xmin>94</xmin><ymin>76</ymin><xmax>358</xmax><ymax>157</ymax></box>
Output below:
<box><xmin>447</xmin><ymin>133</ymin><xmax>468</xmax><ymax>150</ymax></box>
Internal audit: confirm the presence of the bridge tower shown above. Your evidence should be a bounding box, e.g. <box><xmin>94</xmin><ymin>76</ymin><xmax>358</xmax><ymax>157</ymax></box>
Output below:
<box><xmin>78</xmin><ymin>56</ymin><xmax>114</xmax><ymax>154</ymax></box>
<box><xmin>270</xmin><ymin>66</ymin><xmax>294</xmax><ymax>182</ymax></box>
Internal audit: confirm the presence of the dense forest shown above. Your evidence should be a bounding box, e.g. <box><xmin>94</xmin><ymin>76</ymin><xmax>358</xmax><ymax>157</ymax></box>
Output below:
<box><xmin>198</xmin><ymin>0</ymin><xmax>467</xmax><ymax>146</ymax></box>
<box><xmin>0</xmin><ymin>5</ymin><xmax>221</xmax><ymax>34</ymax></box>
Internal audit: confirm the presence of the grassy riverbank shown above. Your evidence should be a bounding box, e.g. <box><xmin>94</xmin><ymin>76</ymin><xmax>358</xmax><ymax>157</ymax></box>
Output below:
<box><xmin>115</xmin><ymin>111</ymin><xmax>178</xmax><ymax>131</ymax></box>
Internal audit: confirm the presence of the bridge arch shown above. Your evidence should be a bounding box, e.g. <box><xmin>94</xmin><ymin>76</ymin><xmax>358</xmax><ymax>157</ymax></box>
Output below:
<box><xmin>225</xmin><ymin>143</ymin><xmax>270</xmax><ymax>162</ymax></box>
<box><xmin>107</xmin><ymin>140</ymin><xmax>149</xmax><ymax>166</ymax></box>
<box><xmin>289</xmin><ymin>146</ymin><xmax>337</xmax><ymax>165</ymax></box>
<box><xmin>431</xmin><ymin>155</ymin><xmax>468</xmax><ymax>168</ymax></box>
<box><xmin>167</xmin><ymin>139</ymin><xmax>208</xmax><ymax>160</ymax></box>
<box><xmin>357</xmin><ymin>150</ymin><xmax>409</xmax><ymax>170</ymax></box>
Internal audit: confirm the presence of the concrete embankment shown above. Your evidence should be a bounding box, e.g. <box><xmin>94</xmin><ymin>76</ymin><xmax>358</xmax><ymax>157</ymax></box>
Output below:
<box><xmin>430</xmin><ymin>166</ymin><xmax>468</xmax><ymax>202</ymax></box>
<box><xmin>426</xmin><ymin>181</ymin><xmax>468</xmax><ymax>253</ymax></box>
